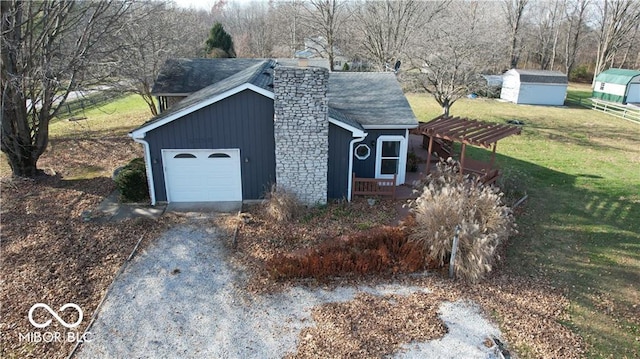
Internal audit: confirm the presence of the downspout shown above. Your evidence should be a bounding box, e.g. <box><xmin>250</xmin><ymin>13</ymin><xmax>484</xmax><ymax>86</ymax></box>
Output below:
<box><xmin>347</xmin><ymin>133</ymin><xmax>367</xmax><ymax>201</ymax></box>
<box><xmin>130</xmin><ymin>136</ymin><xmax>157</xmax><ymax>205</ymax></box>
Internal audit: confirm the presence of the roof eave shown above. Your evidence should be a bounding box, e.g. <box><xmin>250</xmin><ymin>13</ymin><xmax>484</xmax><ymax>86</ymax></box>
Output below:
<box><xmin>130</xmin><ymin>83</ymin><xmax>274</xmax><ymax>138</ymax></box>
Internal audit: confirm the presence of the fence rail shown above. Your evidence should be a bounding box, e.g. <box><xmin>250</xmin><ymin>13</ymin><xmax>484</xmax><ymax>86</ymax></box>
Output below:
<box><xmin>352</xmin><ymin>173</ymin><xmax>396</xmax><ymax>199</ymax></box>
<box><xmin>591</xmin><ymin>99</ymin><xmax>640</xmax><ymax>124</ymax></box>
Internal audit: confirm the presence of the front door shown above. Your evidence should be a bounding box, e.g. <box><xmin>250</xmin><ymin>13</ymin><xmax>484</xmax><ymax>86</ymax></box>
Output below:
<box><xmin>375</xmin><ymin>135</ymin><xmax>406</xmax><ymax>185</ymax></box>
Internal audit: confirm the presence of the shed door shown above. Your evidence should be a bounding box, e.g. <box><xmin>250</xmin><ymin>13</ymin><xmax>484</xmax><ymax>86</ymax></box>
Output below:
<box><xmin>162</xmin><ymin>149</ymin><xmax>242</xmax><ymax>202</ymax></box>
<box><xmin>627</xmin><ymin>84</ymin><xmax>640</xmax><ymax>103</ymax></box>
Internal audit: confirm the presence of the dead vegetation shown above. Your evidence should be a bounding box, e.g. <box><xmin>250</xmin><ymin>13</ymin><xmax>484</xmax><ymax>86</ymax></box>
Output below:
<box><xmin>236</xmin><ymin>188</ymin><xmax>585</xmax><ymax>358</ymax></box>
<box><xmin>0</xmin><ymin>135</ymin><xmax>169</xmax><ymax>359</ymax></box>
<box><xmin>266</xmin><ymin>226</ymin><xmax>438</xmax><ymax>279</ymax></box>
<box><xmin>263</xmin><ymin>184</ymin><xmax>301</xmax><ymax>222</ymax></box>
<box><xmin>408</xmin><ymin>159</ymin><xmax>515</xmax><ymax>283</ymax></box>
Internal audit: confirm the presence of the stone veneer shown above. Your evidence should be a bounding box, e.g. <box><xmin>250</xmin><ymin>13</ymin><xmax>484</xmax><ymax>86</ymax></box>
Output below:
<box><xmin>273</xmin><ymin>66</ymin><xmax>329</xmax><ymax>205</ymax></box>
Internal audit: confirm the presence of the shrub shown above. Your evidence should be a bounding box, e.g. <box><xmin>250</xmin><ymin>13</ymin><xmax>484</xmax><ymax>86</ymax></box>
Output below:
<box><xmin>407</xmin><ymin>150</ymin><xmax>419</xmax><ymax>172</ymax></box>
<box><xmin>263</xmin><ymin>184</ymin><xmax>301</xmax><ymax>222</ymax></box>
<box><xmin>408</xmin><ymin>159</ymin><xmax>515</xmax><ymax>283</ymax></box>
<box><xmin>569</xmin><ymin>64</ymin><xmax>593</xmax><ymax>83</ymax></box>
<box><xmin>114</xmin><ymin>158</ymin><xmax>149</xmax><ymax>203</ymax></box>
<box><xmin>265</xmin><ymin>226</ymin><xmax>437</xmax><ymax>279</ymax></box>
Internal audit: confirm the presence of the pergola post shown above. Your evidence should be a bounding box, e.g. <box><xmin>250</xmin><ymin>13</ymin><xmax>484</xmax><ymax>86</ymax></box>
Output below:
<box><xmin>460</xmin><ymin>143</ymin><xmax>467</xmax><ymax>176</ymax></box>
<box><xmin>426</xmin><ymin>136</ymin><xmax>434</xmax><ymax>174</ymax></box>
<box><xmin>490</xmin><ymin>142</ymin><xmax>497</xmax><ymax>169</ymax></box>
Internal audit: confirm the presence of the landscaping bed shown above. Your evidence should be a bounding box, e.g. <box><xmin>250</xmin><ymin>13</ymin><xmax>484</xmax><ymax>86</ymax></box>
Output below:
<box><xmin>233</xmin><ymin>199</ymin><xmax>586</xmax><ymax>358</ymax></box>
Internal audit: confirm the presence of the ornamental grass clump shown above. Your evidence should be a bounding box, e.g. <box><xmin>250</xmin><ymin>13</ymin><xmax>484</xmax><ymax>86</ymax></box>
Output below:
<box><xmin>409</xmin><ymin>159</ymin><xmax>515</xmax><ymax>283</ymax></box>
<box><xmin>263</xmin><ymin>184</ymin><xmax>301</xmax><ymax>222</ymax></box>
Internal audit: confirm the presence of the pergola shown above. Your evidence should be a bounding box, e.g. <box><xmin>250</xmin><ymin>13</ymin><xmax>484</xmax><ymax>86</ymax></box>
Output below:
<box><xmin>413</xmin><ymin>115</ymin><xmax>522</xmax><ymax>179</ymax></box>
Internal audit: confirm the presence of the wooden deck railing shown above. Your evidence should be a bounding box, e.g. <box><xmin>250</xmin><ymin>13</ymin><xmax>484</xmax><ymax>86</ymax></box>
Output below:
<box><xmin>352</xmin><ymin>173</ymin><xmax>397</xmax><ymax>199</ymax></box>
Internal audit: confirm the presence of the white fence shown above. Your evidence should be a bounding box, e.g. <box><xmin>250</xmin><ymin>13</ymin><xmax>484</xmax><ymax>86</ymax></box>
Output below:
<box><xmin>591</xmin><ymin>99</ymin><xmax>640</xmax><ymax>124</ymax></box>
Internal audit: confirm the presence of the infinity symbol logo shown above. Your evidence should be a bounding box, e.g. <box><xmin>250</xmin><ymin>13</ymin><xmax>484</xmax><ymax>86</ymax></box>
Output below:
<box><xmin>28</xmin><ymin>303</ymin><xmax>83</xmax><ymax>329</ymax></box>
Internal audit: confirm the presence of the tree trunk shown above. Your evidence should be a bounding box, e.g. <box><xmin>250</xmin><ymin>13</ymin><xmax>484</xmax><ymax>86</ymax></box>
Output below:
<box><xmin>442</xmin><ymin>99</ymin><xmax>450</xmax><ymax>117</ymax></box>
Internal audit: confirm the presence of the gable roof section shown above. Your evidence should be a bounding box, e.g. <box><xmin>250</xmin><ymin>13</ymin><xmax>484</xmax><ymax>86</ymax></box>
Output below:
<box><xmin>327</xmin><ymin>72</ymin><xmax>418</xmax><ymax>129</ymax></box>
<box><xmin>511</xmin><ymin>69</ymin><xmax>568</xmax><ymax>84</ymax></box>
<box><xmin>328</xmin><ymin>107</ymin><xmax>366</xmax><ymax>137</ymax></box>
<box><xmin>131</xmin><ymin>60</ymin><xmax>275</xmax><ymax>138</ymax></box>
<box><xmin>152</xmin><ymin>58</ymin><xmax>265</xmax><ymax>95</ymax></box>
<box><xmin>595</xmin><ymin>68</ymin><xmax>640</xmax><ymax>85</ymax></box>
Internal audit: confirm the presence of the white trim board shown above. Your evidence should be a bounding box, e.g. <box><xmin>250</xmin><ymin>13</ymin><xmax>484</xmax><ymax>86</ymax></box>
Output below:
<box><xmin>130</xmin><ymin>84</ymin><xmax>274</xmax><ymax>139</ymax></box>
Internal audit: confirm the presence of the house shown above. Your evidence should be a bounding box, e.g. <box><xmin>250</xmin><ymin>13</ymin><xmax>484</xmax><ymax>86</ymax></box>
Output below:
<box><xmin>130</xmin><ymin>59</ymin><xmax>418</xmax><ymax>205</ymax></box>
<box><xmin>592</xmin><ymin>68</ymin><xmax>640</xmax><ymax>104</ymax></box>
<box><xmin>295</xmin><ymin>36</ymin><xmax>351</xmax><ymax>70</ymax></box>
<box><xmin>500</xmin><ymin>69</ymin><xmax>568</xmax><ymax>105</ymax></box>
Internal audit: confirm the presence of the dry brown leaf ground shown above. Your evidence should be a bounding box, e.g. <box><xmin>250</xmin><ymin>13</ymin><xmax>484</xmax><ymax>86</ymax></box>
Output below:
<box><xmin>236</xmin><ymin>203</ymin><xmax>587</xmax><ymax>358</ymax></box>
<box><xmin>0</xmin><ymin>136</ymin><xmax>171</xmax><ymax>359</ymax></box>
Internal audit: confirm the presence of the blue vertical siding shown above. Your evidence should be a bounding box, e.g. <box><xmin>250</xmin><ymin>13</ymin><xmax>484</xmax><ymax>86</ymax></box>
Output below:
<box><xmin>145</xmin><ymin>90</ymin><xmax>275</xmax><ymax>201</ymax></box>
<box><xmin>327</xmin><ymin>123</ymin><xmax>352</xmax><ymax>199</ymax></box>
<box><xmin>352</xmin><ymin>129</ymin><xmax>406</xmax><ymax>178</ymax></box>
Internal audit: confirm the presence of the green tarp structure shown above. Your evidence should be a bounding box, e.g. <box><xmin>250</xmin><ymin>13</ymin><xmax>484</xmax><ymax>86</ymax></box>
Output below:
<box><xmin>593</xmin><ymin>68</ymin><xmax>640</xmax><ymax>103</ymax></box>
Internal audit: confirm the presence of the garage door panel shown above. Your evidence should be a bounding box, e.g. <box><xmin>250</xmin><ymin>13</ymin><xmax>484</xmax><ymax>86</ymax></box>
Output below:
<box><xmin>162</xmin><ymin>149</ymin><xmax>242</xmax><ymax>202</ymax></box>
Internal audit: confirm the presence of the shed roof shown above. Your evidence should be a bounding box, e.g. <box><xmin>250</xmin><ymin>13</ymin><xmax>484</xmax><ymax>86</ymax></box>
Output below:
<box><xmin>595</xmin><ymin>68</ymin><xmax>640</xmax><ymax>85</ymax></box>
<box><xmin>327</xmin><ymin>72</ymin><xmax>418</xmax><ymax>128</ymax></box>
<box><xmin>509</xmin><ymin>69</ymin><xmax>568</xmax><ymax>84</ymax></box>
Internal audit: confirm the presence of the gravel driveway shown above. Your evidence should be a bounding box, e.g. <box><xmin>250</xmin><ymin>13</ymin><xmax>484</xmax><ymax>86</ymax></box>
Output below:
<box><xmin>74</xmin><ymin>220</ymin><xmax>505</xmax><ymax>358</ymax></box>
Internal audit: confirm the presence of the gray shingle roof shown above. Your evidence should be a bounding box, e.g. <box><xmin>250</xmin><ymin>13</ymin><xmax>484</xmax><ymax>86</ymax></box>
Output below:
<box><xmin>327</xmin><ymin>72</ymin><xmax>418</xmax><ymax>128</ymax></box>
<box><xmin>151</xmin><ymin>58</ymin><xmax>265</xmax><ymax>95</ymax></box>
<box><xmin>142</xmin><ymin>59</ymin><xmax>418</xmax><ymax>133</ymax></box>
<box><xmin>328</xmin><ymin>107</ymin><xmax>364</xmax><ymax>132</ymax></box>
<box><xmin>512</xmin><ymin>69</ymin><xmax>568</xmax><ymax>84</ymax></box>
<box><xmin>134</xmin><ymin>60</ymin><xmax>274</xmax><ymax>131</ymax></box>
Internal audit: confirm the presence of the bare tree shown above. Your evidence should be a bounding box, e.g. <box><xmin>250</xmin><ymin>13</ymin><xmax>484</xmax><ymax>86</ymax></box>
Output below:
<box><xmin>300</xmin><ymin>0</ymin><xmax>350</xmax><ymax>71</ymax></box>
<box><xmin>502</xmin><ymin>0</ymin><xmax>529</xmax><ymax>69</ymax></box>
<box><xmin>354</xmin><ymin>0</ymin><xmax>448</xmax><ymax>71</ymax></box>
<box><xmin>563</xmin><ymin>0</ymin><xmax>591</xmax><ymax>75</ymax></box>
<box><xmin>115</xmin><ymin>2</ymin><xmax>209</xmax><ymax>116</ymax></box>
<box><xmin>412</xmin><ymin>2</ymin><xmax>501</xmax><ymax>116</ymax></box>
<box><xmin>1</xmin><ymin>0</ymin><xmax>130</xmax><ymax>177</ymax></box>
<box><xmin>593</xmin><ymin>0</ymin><xmax>640</xmax><ymax>83</ymax></box>
<box><xmin>528</xmin><ymin>0</ymin><xmax>565</xmax><ymax>70</ymax></box>
<box><xmin>210</xmin><ymin>1</ymin><xmax>275</xmax><ymax>58</ymax></box>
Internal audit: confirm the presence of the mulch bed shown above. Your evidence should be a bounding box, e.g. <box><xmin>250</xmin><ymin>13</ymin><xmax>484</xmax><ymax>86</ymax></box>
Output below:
<box><xmin>235</xmin><ymin>201</ymin><xmax>587</xmax><ymax>358</ymax></box>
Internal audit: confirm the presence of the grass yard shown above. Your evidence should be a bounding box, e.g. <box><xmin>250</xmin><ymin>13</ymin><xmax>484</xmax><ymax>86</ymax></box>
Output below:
<box><xmin>0</xmin><ymin>95</ymin><xmax>150</xmax><ymax>178</ymax></box>
<box><xmin>407</xmin><ymin>84</ymin><xmax>640</xmax><ymax>358</ymax></box>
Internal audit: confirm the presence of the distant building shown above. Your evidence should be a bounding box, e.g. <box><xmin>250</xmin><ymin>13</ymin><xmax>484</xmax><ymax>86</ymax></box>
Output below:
<box><xmin>500</xmin><ymin>69</ymin><xmax>568</xmax><ymax>106</ymax></box>
<box><xmin>294</xmin><ymin>36</ymin><xmax>350</xmax><ymax>70</ymax></box>
<box><xmin>592</xmin><ymin>68</ymin><xmax>640</xmax><ymax>104</ymax></box>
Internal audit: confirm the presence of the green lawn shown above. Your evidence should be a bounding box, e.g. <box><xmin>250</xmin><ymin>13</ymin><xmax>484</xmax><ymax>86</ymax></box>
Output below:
<box><xmin>407</xmin><ymin>85</ymin><xmax>640</xmax><ymax>358</ymax></box>
<box><xmin>0</xmin><ymin>94</ymin><xmax>150</xmax><ymax>177</ymax></box>
<box><xmin>49</xmin><ymin>94</ymin><xmax>151</xmax><ymax>139</ymax></box>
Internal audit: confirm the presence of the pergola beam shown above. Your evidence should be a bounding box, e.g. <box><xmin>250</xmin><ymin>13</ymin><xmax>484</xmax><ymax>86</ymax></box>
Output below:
<box><xmin>414</xmin><ymin>115</ymin><xmax>522</xmax><ymax>174</ymax></box>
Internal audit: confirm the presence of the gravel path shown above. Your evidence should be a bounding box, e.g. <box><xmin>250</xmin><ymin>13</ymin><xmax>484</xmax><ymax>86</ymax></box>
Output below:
<box><xmin>74</xmin><ymin>223</ymin><xmax>505</xmax><ymax>358</ymax></box>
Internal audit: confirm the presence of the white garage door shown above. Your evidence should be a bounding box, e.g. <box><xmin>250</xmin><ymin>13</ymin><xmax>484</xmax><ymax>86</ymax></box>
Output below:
<box><xmin>162</xmin><ymin>149</ymin><xmax>242</xmax><ymax>202</ymax></box>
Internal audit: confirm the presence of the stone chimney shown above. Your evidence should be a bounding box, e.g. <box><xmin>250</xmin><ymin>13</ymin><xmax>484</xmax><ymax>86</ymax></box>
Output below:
<box><xmin>273</xmin><ymin>66</ymin><xmax>329</xmax><ymax>205</ymax></box>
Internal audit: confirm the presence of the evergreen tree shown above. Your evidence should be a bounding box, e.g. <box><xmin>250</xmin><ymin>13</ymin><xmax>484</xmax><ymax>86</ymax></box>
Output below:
<box><xmin>205</xmin><ymin>22</ymin><xmax>235</xmax><ymax>58</ymax></box>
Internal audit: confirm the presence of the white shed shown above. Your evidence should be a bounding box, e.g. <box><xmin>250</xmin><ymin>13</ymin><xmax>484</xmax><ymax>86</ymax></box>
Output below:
<box><xmin>500</xmin><ymin>69</ymin><xmax>568</xmax><ymax>106</ymax></box>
